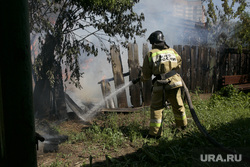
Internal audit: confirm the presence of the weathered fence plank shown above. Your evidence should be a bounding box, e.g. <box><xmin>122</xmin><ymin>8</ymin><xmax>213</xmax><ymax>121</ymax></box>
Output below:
<box><xmin>182</xmin><ymin>46</ymin><xmax>189</xmax><ymax>89</ymax></box>
<box><xmin>186</xmin><ymin>46</ymin><xmax>191</xmax><ymax>90</ymax></box>
<box><xmin>128</xmin><ymin>43</ymin><xmax>141</xmax><ymax>107</ymax></box>
<box><xmin>210</xmin><ymin>47</ymin><xmax>217</xmax><ymax>93</ymax></box>
<box><xmin>174</xmin><ymin>45</ymin><xmax>183</xmax><ymax>76</ymax></box>
<box><xmin>196</xmin><ymin>46</ymin><xmax>201</xmax><ymax>91</ymax></box>
<box><xmin>100</xmin><ymin>80</ymin><xmax>115</xmax><ymax>109</ymax></box>
<box><xmin>240</xmin><ymin>53</ymin><xmax>244</xmax><ymax>75</ymax></box>
<box><xmin>105</xmin><ymin>44</ymin><xmax>250</xmax><ymax>110</ymax></box>
<box><xmin>207</xmin><ymin>48</ymin><xmax>212</xmax><ymax>92</ymax></box>
<box><xmin>190</xmin><ymin>46</ymin><xmax>196</xmax><ymax>91</ymax></box>
<box><xmin>142</xmin><ymin>43</ymin><xmax>151</xmax><ymax>106</ymax></box>
<box><xmin>198</xmin><ymin>46</ymin><xmax>204</xmax><ymax>91</ymax></box>
<box><xmin>172</xmin><ymin>45</ymin><xmax>250</xmax><ymax>93</ymax></box>
<box><xmin>203</xmin><ymin>47</ymin><xmax>209</xmax><ymax>93</ymax></box>
<box><xmin>110</xmin><ymin>45</ymin><xmax>128</xmax><ymax>108</ymax></box>
<box><xmin>236</xmin><ymin>54</ymin><xmax>240</xmax><ymax>75</ymax></box>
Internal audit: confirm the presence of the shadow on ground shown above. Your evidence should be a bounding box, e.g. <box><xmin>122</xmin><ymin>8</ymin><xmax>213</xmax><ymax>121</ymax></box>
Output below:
<box><xmin>86</xmin><ymin>117</ymin><xmax>250</xmax><ymax>167</ymax></box>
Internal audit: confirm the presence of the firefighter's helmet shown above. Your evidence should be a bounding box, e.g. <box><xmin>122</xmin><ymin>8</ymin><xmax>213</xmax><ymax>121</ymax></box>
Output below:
<box><xmin>147</xmin><ymin>31</ymin><xmax>165</xmax><ymax>44</ymax></box>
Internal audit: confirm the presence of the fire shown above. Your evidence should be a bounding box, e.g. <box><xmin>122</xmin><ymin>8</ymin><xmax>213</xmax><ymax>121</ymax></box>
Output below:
<box><xmin>82</xmin><ymin>58</ymin><xmax>93</xmax><ymax>70</ymax></box>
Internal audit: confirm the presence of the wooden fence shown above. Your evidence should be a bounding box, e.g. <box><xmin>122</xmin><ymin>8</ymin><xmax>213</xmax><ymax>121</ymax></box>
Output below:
<box><xmin>174</xmin><ymin>45</ymin><xmax>250</xmax><ymax>93</ymax></box>
<box><xmin>99</xmin><ymin>44</ymin><xmax>250</xmax><ymax>109</ymax></box>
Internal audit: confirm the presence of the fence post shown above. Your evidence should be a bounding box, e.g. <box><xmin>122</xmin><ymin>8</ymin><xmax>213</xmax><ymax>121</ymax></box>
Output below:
<box><xmin>240</xmin><ymin>52</ymin><xmax>246</xmax><ymax>75</ymax></box>
<box><xmin>190</xmin><ymin>46</ymin><xmax>197</xmax><ymax>91</ymax></box>
<box><xmin>197</xmin><ymin>46</ymin><xmax>203</xmax><ymax>91</ymax></box>
<box><xmin>142</xmin><ymin>43</ymin><xmax>152</xmax><ymax>106</ymax></box>
<box><xmin>128</xmin><ymin>43</ymin><xmax>141</xmax><ymax>107</ymax></box>
<box><xmin>110</xmin><ymin>45</ymin><xmax>128</xmax><ymax>108</ymax></box>
<box><xmin>100</xmin><ymin>80</ymin><xmax>115</xmax><ymax>108</ymax></box>
<box><xmin>174</xmin><ymin>45</ymin><xmax>183</xmax><ymax>76</ymax></box>
<box><xmin>182</xmin><ymin>45</ymin><xmax>191</xmax><ymax>90</ymax></box>
<box><xmin>210</xmin><ymin>47</ymin><xmax>217</xmax><ymax>93</ymax></box>
<box><xmin>203</xmin><ymin>47</ymin><xmax>209</xmax><ymax>93</ymax></box>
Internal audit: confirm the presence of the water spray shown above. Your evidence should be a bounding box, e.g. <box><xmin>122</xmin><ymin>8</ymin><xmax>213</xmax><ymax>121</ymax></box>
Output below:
<box><xmin>80</xmin><ymin>81</ymin><xmax>133</xmax><ymax>121</ymax></box>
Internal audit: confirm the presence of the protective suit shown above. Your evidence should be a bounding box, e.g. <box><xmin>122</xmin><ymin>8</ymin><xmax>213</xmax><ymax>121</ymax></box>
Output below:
<box><xmin>141</xmin><ymin>31</ymin><xmax>187</xmax><ymax>137</ymax></box>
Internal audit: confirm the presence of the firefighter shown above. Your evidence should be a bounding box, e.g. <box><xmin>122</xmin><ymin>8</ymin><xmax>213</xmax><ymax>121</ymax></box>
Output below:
<box><xmin>141</xmin><ymin>30</ymin><xmax>187</xmax><ymax>138</ymax></box>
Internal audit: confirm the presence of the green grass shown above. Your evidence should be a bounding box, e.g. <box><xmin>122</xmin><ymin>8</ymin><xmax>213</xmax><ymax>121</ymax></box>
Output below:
<box><xmin>47</xmin><ymin>85</ymin><xmax>250</xmax><ymax>167</ymax></box>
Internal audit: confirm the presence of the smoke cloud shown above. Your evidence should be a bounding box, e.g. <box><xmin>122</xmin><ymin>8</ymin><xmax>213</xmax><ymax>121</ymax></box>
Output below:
<box><xmin>67</xmin><ymin>0</ymin><xmax>208</xmax><ymax>107</ymax></box>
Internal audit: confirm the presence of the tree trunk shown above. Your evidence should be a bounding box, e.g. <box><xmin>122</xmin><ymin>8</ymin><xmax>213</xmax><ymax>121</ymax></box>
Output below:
<box><xmin>33</xmin><ymin>34</ymin><xmax>67</xmax><ymax>120</ymax></box>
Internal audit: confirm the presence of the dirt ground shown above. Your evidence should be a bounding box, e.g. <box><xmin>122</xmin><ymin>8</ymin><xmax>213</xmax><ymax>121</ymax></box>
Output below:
<box><xmin>37</xmin><ymin>116</ymin><xmax>141</xmax><ymax>167</ymax></box>
<box><xmin>37</xmin><ymin>93</ymin><xmax>212</xmax><ymax>166</ymax></box>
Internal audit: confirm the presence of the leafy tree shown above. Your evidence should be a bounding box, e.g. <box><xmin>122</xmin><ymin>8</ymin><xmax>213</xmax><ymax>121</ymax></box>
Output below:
<box><xmin>29</xmin><ymin>0</ymin><xmax>146</xmax><ymax>119</ymax></box>
<box><xmin>203</xmin><ymin>0</ymin><xmax>248</xmax><ymax>48</ymax></box>
<box><xmin>233</xmin><ymin>12</ymin><xmax>250</xmax><ymax>50</ymax></box>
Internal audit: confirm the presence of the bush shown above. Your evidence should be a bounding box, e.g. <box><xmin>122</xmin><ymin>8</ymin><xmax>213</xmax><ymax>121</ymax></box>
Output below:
<box><xmin>217</xmin><ymin>84</ymin><xmax>239</xmax><ymax>97</ymax></box>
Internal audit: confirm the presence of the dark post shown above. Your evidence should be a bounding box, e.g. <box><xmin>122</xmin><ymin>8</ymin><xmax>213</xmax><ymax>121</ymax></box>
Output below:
<box><xmin>190</xmin><ymin>46</ymin><xmax>197</xmax><ymax>91</ymax></box>
<box><xmin>0</xmin><ymin>0</ymin><xmax>37</xmax><ymax>166</ymax></box>
<box><xmin>197</xmin><ymin>46</ymin><xmax>202</xmax><ymax>90</ymax></box>
<box><xmin>203</xmin><ymin>47</ymin><xmax>209</xmax><ymax>93</ymax></box>
<box><xmin>210</xmin><ymin>48</ymin><xmax>217</xmax><ymax>93</ymax></box>
<box><xmin>240</xmin><ymin>53</ymin><xmax>246</xmax><ymax>75</ymax></box>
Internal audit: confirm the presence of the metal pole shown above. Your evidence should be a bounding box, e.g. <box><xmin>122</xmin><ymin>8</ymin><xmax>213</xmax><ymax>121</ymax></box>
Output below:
<box><xmin>0</xmin><ymin>0</ymin><xmax>37</xmax><ymax>166</ymax></box>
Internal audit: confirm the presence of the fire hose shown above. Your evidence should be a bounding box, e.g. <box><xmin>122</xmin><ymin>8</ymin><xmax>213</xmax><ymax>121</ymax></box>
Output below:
<box><xmin>181</xmin><ymin>78</ymin><xmax>249</xmax><ymax>163</ymax></box>
<box><xmin>132</xmin><ymin>75</ymin><xmax>250</xmax><ymax>163</ymax></box>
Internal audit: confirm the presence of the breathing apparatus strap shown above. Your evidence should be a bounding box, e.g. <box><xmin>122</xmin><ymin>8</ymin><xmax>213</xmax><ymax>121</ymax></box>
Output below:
<box><xmin>160</xmin><ymin>70</ymin><xmax>177</xmax><ymax>80</ymax></box>
<box><xmin>152</xmin><ymin>70</ymin><xmax>177</xmax><ymax>108</ymax></box>
<box><xmin>152</xmin><ymin>70</ymin><xmax>177</xmax><ymax>85</ymax></box>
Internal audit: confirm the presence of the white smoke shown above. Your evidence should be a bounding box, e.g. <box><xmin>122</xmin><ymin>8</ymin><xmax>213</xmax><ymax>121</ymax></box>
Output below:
<box><xmin>65</xmin><ymin>0</ymin><xmax>208</xmax><ymax>108</ymax></box>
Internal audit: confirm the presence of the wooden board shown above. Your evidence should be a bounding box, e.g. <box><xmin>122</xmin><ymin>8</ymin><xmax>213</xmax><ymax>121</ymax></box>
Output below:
<box><xmin>100</xmin><ymin>80</ymin><xmax>115</xmax><ymax>108</ymax></box>
<box><xmin>235</xmin><ymin>83</ymin><xmax>250</xmax><ymax>90</ymax></box>
<box><xmin>142</xmin><ymin>43</ymin><xmax>151</xmax><ymax>106</ymax></box>
<box><xmin>210</xmin><ymin>47</ymin><xmax>217</xmax><ymax>92</ymax></box>
<box><xmin>172</xmin><ymin>45</ymin><xmax>250</xmax><ymax>93</ymax></box>
<box><xmin>110</xmin><ymin>45</ymin><xmax>128</xmax><ymax>108</ymax></box>
<box><xmin>222</xmin><ymin>75</ymin><xmax>249</xmax><ymax>85</ymax></box>
<box><xmin>128</xmin><ymin>43</ymin><xmax>141</xmax><ymax>107</ymax></box>
<box><xmin>101</xmin><ymin>106</ymin><xmax>145</xmax><ymax>113</ymax></box>
<box><xmin>190</xmin><ymin>46</ymin><xmax>196</xmax><ymax>91</ymax></box>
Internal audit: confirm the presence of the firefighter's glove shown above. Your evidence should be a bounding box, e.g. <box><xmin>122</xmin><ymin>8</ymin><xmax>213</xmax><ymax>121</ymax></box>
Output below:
<box><xmin>132</xmin><ymin>77</ymin><xmax>140</xmax><ymax>84</ymax></box>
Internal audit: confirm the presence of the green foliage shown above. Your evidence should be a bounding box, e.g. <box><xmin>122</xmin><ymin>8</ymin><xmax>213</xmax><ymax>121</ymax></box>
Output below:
<box><xmin>47</xmin><ymin>89</ymin><xmax>250</xmax><ymax>166</ymax></box>
<box><xmin>29</xmin><ymin>0</ymin><xmax>146</xmax><ymax>88</ymax></box>
<box><xmin>204</xmin><ymin>0</ymin><xmax>248</xmax><ymax>49</ymax></box>
<box><xmin>217</xmin><ymin>84</ymin><xmax>239</xmax><ymax>97</ymax></box>
<box><xmin>234</xmin><ymin>12</ymin><xmax>250</xmax><ymax>50</ymax></box>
